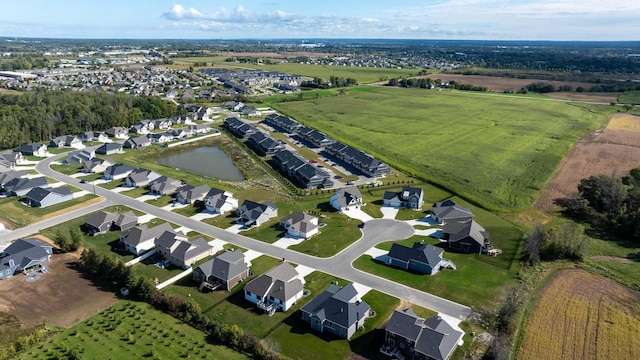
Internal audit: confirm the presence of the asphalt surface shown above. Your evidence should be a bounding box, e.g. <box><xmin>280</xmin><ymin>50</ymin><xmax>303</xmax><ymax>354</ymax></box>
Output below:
<box><xmin>15</xmin><ymin>153</ymin><xmax>472</xmax><ymax>320</ymax></box>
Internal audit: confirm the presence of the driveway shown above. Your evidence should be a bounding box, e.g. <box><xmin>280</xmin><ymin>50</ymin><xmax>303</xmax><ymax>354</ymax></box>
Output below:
<box><xmin>341</xmin><ymin>207</ymin><xmax>374</xmax><ymax>222</ymax></box>
<box><xmin>380</xmin><ymin>206</ymin><xmax>399</xmax><ymax>219</ymax></box>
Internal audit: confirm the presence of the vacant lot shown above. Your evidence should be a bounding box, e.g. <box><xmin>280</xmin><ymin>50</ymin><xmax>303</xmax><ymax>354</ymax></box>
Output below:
<box><xmin>536</xmin><ymin>113</ymin><xmax>640</xmax><ymax>211</ymax></box>
<box><xmin>18</xmin><ymin>301</ymin><xmax>247</xmax><ymax>360</ymax></box>
<box><xmin>516</xmin><ymin>269</ymin><xmax>640</xmax><ymax>360</ymax></box>
<box><xmin>275</xmin><ymin>87</ymin><xmax>609</xmax><ymax>211</ymax></box>
<box><xmin>0</xmin><ymin>251</ymin><xmax>118</xmax><ymax>328</ymax></box>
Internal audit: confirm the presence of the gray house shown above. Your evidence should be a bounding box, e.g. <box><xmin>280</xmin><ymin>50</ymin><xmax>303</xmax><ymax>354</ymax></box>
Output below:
<box><xmin>3</xmin><ymin>176</ymin><xmax>49</xmax><ymax>197</ymax></box>
<box><xmin>84</xmin><ymin>210</ymin><xmax>137</xmax><ymax>235</ymax></box>
<box><xmin>120</xmin><ymin>223</ymin><xmax>174</xmax><ymax>256</ymax></box>
<box><xmin>0</xmin><ymin>239</ymin><xmax>53</xmax><ymax>280</ymax></box>
<box><xmin>16</xmin><ymin>143</ymin><xmax>47</xmax><ymax>157</ymax></box>
<box><xmin>24</xmin><ymin>186</ymin><xmax>73</xmax><ymax>208</ymax></box>
<box><xmin>123</xmin><ymin>136</ymin><xmax>151</xmax><ymax>149</ymax></box>
<box><xmin>0</xmin><ymin>170</ymin><xmax>27</xmax><ymax>188</ymax></box>
<box><xmin>103</xmin><ymin>163</ymin><xmax>135</xmax><ymax>181</ymax></box>
<box><xmin>431</xmin><ymin>200</ymin><xmax>473</xmax><ymax>224</ymax></box>
<box><xmin>386</xmin><ymin>242</ymin><xmax>455</xmax><ymax>275</ymax></box>
<box><xmin>154</xmin><ymin>231</ymin><xmax>214</xmax><ymax>269</ymax></box>
<box><xmin>330</xmin><ymin>187</ymin><xmax>363</xmax><ymax>211</ymax></box>
<box><xmin>125</xmin><ymin>168</ymin><xmax>161</xmax><ymax>188</ymax></box>
<box><xmin>96</xmin><ymin>143</ymin><xmax>123</xmax><ymax>155</ymax></box>
<box><xmin>148</xmin><ymin>176</ymin><xmax>183</xmax><ymax>196</ymax></box>
<box><xmin>66</xmin><ymin>149</ymin><xmax>95</xmax><ymax>164</ymax></box>
<box><xmin>175</xmin><ymin>184</ymin><xmax>210</xmax><ymax>205</ymax></box>
<box><xmin>301</xmin><ymin>283</ymin><xmax>371</xmax><ymax>340</ymax></box>
<box><xmin>383</xmin><ymin>186</ymin><xmax>425</xmax><ymax>209</ymax></box>
<box><xmin>443</xmin><ymin>219</ymin><xmax>489</xmax><ymax>254</ymax></box>
<box><xmin>236</xmin><ymin>200</ymin><xmax>278</xmax><ymax>227</ymax></box>
<box><xmin>381</xmin><ymin>309</ymin><xmax>463</xmax><ymax>360</ymax></box>
<box><xmin>244</xmin><ymin>262</ymin><xmax>304</xmax><ymax>315</ymax></box>
<box><xmin>83</xmin><ymin>158</ymin><xmax>114</xmax><ymax>174</ymax></box>
<box><xmin>193</xmin><ymin>250</ymin><xmax>250</xmax><ymax>291</ymax></box>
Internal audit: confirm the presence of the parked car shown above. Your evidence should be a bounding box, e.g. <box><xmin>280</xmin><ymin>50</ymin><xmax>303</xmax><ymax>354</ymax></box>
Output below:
<box><xmin>80</xmin><ymin>179</ymin><xmax>88</xmax><ymax>184</ymax></box>
<box><xmin>334</xmin><ymin>175</ymin><xmax>343</xmax><ymax>179</ymax></box>
<box><xmin>309</xmin><ymin>159</ymin><xmax>318</xmax><ymax>163</ymax></box>
<box><xmin>347</xmin><ymin>180</ymin><xmax>355</xmax><ymax>185</ymax></box>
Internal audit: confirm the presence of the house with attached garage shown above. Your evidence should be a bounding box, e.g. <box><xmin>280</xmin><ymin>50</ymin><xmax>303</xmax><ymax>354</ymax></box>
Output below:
<box><xmin>175</xmin><ymin>184</ymin><xmax>210</xmax><ymax>205</ymax></box>
<box><xmin>244</xmin><ymin>262</ymin><xmax>304</xmax><ymax>315</ymax></box>
<box><xmin>204</xmin><ymin>187</ymin><xmax>238</xmax><ymax>214</ymax></box>
<box><xmin>3</xmin><ymin>176</ymin><xmax>49</xmax><ymax>197</ymax></box>
<box><xmin>187</xmin><ymin>123</ymin><xmax>212</xmax><ymax>135</ymax></box>
<box><xmin>83</xmin><ymin>211</ymin><xmax>117</xmax><ymax>235</ymax></box>
<box><xmin>381</xmin><ymin>308</ymin><xmax>464</xmax><ymax>360</ymax></box>
<box><xmin>383</xmin><ymin>186</ymin><xmax>424</xmax><ymax>209</ymax></box>
<box><xmin>125</xmin><ymin>168</ymin><xmax>161</xmax><ymax>188</ymax></box>
<box><xmin>123</xmin><ymin>136</ymin><xmax>151</xmax><ymax>149</ymax></box>
<box><xmin>0</xmin><ymin>238</ymin><xmax>53</xmax><ymax>280</ymax></box>
<box><xmin>120</xmin><ymin>222</ymin><xmax>174</xmax><ymax>256</ymax></box>
<box><xmin>430</xmin><ymin>200</ymin><xmax>473</xmax><ymax>224</ymax></box>
<box><xmin>0</xmin><ymin>151</ymin><xmax>24</xmax><ymax>168</ymax></box>
<box><xmin>102</xmin><ymin>163</ymin><xmax>135</xmax><ymax>181</ymax></box>
<box><xmin>386</xmin><ymin>242</ymin><xmax>455</xmax><ymax>275</ymax></box>
<box><xmin>83</xmin><ymin>158</ymin><xmax>115</xmax><ymax>174</ymax></box>
<box><xmin>24</xmin><ymin>186</ymin><xmax>73</xmax><ymax>208</ymax></box>
<box><xmin>154</xmin><ymin>231</ymin><xmax>214</xmax><ymax>269</ymax></box>
<box><xmin>301</xmin><ymin>283</ymin><xmax>371</xmax><ymax>340</ymax></box>
<box><xmin>95</xmin><ymin>142</ymin><xmax>123</xmax><ymax>155</ymax></box>
<box><xmin>105</xmin><ymin>126</ymin><xmax>129</xmax><ymax>139</ymax></box>
<box><xmin>81</xmin><ymin>131</ymin><xmax>109</xmax><ymax>143</ymax></box>
<box><xmin>330</xmin><ymin>186</ymin><xmax>363</xmax><ymax>212</ymax></box>
<box><xmin>66</xmin><ymin>148</ymin><xmax>95</xmax><ymax>164</ymax></box>
<box><xmin>151</xmin><ymin>119</ymin><xmax>171</xmax><ymax>131</ymax></box>
<box><xmin>147</xmin><ymin>132</ymin><xmax>173</xmax><ymax>144</ymax></box>
<box><xmin>148</xmin><ymin>176</ymin><xmax>183</xmax><ymax>196</ymax></box>
<box><xmin>111</xmin><ymin>211</ymin><xmax>138</xmax><ymax>231</ymax></box>
<box><xmin>224</xmin><ymin>117</ymin><xmax>258</xmax><ymax>139</ymax></box>
<box><xmin>247</xmin><ymin>132</ymin><xmax>286</xmax><ymax>156</ymax></box>
<box><xmin>294</xmin><ymin>163</ymin><xmax>333</xmax><ymax>189</ymax></box>
<box><xmin>443</xmin><ymin>219</ymin><xmax>489</xmax><ymax>254</ymax></box>
<box><xmin>325</xmin><ymin>142</ymin><xmax>391</xmax><ymax>177</ymax></box>
<box><xmin>16</xmin><ymin>143</ymin><xmax>48</xmax><ymax>157</ymax></box>
<box><xmin>0</xmin><ymin>170</ymin><xmax>27</xmax><ymax>188</ymax></box>
<box><xmin>236</xmin><ymin>200</ymin><xmax>278</xmax><ymax>227</ymax></box>
<box><xmin>50</xmin><ymin>135</ymin><xmax>83</xmax><ymax>149</ymax></box>
<box><xmin>193</xmin><ymin>250</ymin><xmax>250</xmax><ymax>291</ymax></box>
<box><xmin>279</xmin><ymin>212</ymin><xmax>319</xmax><ymax>239</ymax></box>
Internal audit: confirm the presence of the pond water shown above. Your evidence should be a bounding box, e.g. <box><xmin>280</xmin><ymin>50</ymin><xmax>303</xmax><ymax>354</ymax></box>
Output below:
<box><xmin>157</xmin><ymin>147</ymin><xmax>245</xmax><ymax>181</ymax></box>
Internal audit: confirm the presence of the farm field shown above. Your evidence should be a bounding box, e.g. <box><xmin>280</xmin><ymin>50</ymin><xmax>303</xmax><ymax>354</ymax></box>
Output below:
<box><xmin>418</xmin><ymin>73</ymin><xmax>597</xmax><ymax>93</ymax></box>
<box><xmin>515</xmin><ymin>269</ymin><xmax>640</xmax><ymax>360</ymax></box>
<box><xmin>618</xmin><ymin>90</ymin><xmax>640</xmax><ymax>104</ymax></box>
<box><xmin>17</xmin><ymin>301</ymin><xmax>247</xmax><ymax>360</ymax></box>
<box><xmin>274</xmin><ymin>86</ymin><xmax>610</xmax><ymax>211</ymax></box>
<box><xmin>536</xmin><ymin>113</ymin><xmax>640</xmax><ymax>212</ymax></box>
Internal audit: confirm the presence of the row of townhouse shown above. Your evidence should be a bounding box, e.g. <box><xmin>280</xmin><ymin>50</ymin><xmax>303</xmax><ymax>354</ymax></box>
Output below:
<box><xmin>272</xmin><ymin>150</ymin><xmax>334</xmax><ymax>189</ymax></box>
<box><xmin>262</xmin><ymin>114</ymin><xmax>335</xmax><ymax>148</ymax></box>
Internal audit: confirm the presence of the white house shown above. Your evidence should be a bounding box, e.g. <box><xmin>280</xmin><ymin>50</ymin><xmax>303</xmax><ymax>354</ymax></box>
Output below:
<box><xmin>243</xmin><ymin>262</ymin><xmax>304</xmax><ymax>315</ymax></box>
<box><xmin>330</xmin><ymin>187</ymin><xmax>363</xmax><ymax>211</ymax></box>
<box><xmin>204</xmin><ymin>188</ymin><xmax>238</xmax><ymax>214</ymax></box>
<box><xmin>279</xmin><ymin>212</ymin><xmax>319</xmax><ymax>239</ymax></box>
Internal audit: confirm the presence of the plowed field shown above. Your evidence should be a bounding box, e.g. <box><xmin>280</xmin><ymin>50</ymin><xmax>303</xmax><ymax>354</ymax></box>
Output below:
<box><xmin>516</xmin><ymin>270</ymin><xmax>640</xmax><ymax>360</ymax></box>
<box><xmin>536</xmin><ymin>113</ymin><xmax>640</xmax><ymax>211</ymax></box>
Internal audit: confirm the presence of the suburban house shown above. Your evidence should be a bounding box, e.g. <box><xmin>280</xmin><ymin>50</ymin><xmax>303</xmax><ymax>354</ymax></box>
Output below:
<box><xmin>123</xmin><ymin>136</ymin><xmax>151</xmax><ymax>149</ymax></box>
<box><xmin>105</xmin><ymin>127</ymin><xmax>129</xmax><ymax>139</ymax></box>
<box><xmin>3</xmin><ymin>176</ymin><xmax>49</xmax><ymax>196</ymax></box>
<box><xmin>383</xmin><ymin>186</ymin><xmax>425</xmax><ymax>209</ymax></box>
<box><xmin>147</xmin><ymin>132</ymin><xmax>173</xmax><ymax>144</ymax></box>
<box><xmin>66</xmin><ymin>148</ymin><xmax>95</xmax><ymax>164</ymax></box>
<box><xmin>244</xmin><ymin>262</ymin><xmax>304</xmax><ymax>315</ymax></box>
<box><xmin>151</xmin><ymin>119</ymin><xmax>171</xmax><ymax>130</ymax></box>
<box><xmin>0</xmin><ymin>170</ymin><xmax>27</xmax><ymax>188</ymax></box>
<box><xmin>204</xmin><ymin>188</ymin><xmax>238</xmax><ymax>214</ymax></box>
<box><xmin>381</xmin><ymin>309</ymin><xmax>463</xmax><ymax>360</ymax></box>
<box><xmin>96</xmin><ymin>143</ymin><xmax>123</xmax><ymax>155</ymax></box>
<box><xmin>168</xmin><ymin>128</ymin><xmax>189</xmax><ymax>139</ymax></box>
<box><xmin>154</xmin><ymin>231</ymin><xmax>214</xmax><ymax>269</ymax></box>
<box><xmin>330</xmin><ymin>187</ymin><xmax>363</xmax><ymax>211</ymax></box>
<box><xmin>430</xmin><ymin>200</ymin><xmax>473</xmax><ymax>224</ymax></box>
<box><xmin>236</xmin><ymin>200</ymin><xmax>278</xmax><ymax>227</ymax></box>
<box><xmin>84</xmin><ymin>210</ymin><xmax>138</xmax><ymax>235</ymax></box>
<box><xmin>130</xmin><ymin>124</ymin><xmax>149</xmax><ymax>135</ymax></box>
<box><xmin>16</xmin><ymin>143</ymin><xmax>47</xmax><ymax>157</ymax></box>
<box><xmin>50</xmin><ymin>135</ymin><xmax>83</xmax><ymax>149</ymax></box>
<box><xmin>0</xmin><ymin>151</ymin><xmax>24</xmax><ymax>168</ymax></box>
<box><xmin>125</xmin><ymin>168</ymin><xmax>161</xmax><ymax>188</ymax></box>
<box><xmin>175</xmin><ymin>184</ymin><xmax>210</xmax><ymax>205</ymax></box>
<box><xmin>187</xmin><ymin>124</ymin><xmax>211</xmax><ymax>135</ymax></box>
<box><xmin>24</xmin><ymin>186</ymin><xmax>73</xmax><ymax>208</ymax></box>
<box><xmin>386</xmin><ymin>242</ymin><xmax>455</xmax><ymax>275</ymax></box>
<box><xmin>80</xmin><ymin>131</ymin><xmax>109</xmax><ymax>143</ymax></box>
<box><xmin>0</xmin><ymin>239</ymin><xmax>53</xmax><ymax>280</ymax></box>
<box><xmin>325</xmin><ymin>142</ymin><xmax>391</xmax><ymax>177</ymax></box>
<box><xmin>171</xmin><ymin>115</ymin><xmax>194</xmax><ymax>125</ymax></box>
<box><xmin>443</xmin><ymin>219</ymin><xmax>489</xmax><ymax>254</ymax></box>
<box><xmin>301</xmin><ymin>283</ymin><xmax>371</xmax><ymax>340</ymax></box>
<box><xmin>240</xmin><ymin>105</ymin><xmax>261</xmax><ymax>117</ymax></box>
<box><xmin>120</xmin><ymin>223</ymin><xmax>174</xmax><ymax>256</ymax></box>
<box><xmin>279</xmin><ymin>212</ymin><xmax>320</xmax><ymax>239</ymax></box>
<box><xmin>148</xmin><ymin>176</ymin><xmax>183</xmax><ymax>196</ymax></box>
<box><xmin>83</xmin><ymin>157</ymin><xmax>114</xmax><ymax>174</ymax></box>
<box><xmin>193</xmin><ymin>250</ymin><xmax>250</xmax><ymax>291</ymax></box>
<box><xmin>103</xmin><ymin>163</ymin><xmax>135</xmax><ymax>181</ymax></box>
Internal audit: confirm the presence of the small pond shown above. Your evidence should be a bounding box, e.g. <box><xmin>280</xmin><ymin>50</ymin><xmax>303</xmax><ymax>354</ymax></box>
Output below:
<box><xmin>157</xmin><ymin>147</ymin><xmax>245</xmax><ymax>181</ymax></box>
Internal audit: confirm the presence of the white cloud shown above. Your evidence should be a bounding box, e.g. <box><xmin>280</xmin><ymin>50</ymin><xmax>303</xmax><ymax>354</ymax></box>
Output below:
<box><xmin>163</xmin><ymin>5</ymin><xmax>205</xmax><ymax>20</ymax></box>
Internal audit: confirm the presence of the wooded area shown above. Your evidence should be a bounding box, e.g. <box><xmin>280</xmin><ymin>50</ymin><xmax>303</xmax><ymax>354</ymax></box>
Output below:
<box><xmin>0</xmin><ymin>91</ymin><xmax>181</xmax><ymax>149</ymax></box>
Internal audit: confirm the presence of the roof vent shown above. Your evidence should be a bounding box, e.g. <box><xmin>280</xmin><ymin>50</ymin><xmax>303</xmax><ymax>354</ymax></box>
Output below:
<box><xmin>340</xmin><ymin>308</ymin><xmax>344</xmax><ymax>313</ymax></box>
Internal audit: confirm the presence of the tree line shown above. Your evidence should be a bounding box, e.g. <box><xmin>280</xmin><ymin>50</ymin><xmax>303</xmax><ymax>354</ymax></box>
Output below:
<box><xmin>301</xmin><ymin>76</ymin><xmax>358</xmax><ymax>89</ymax></box>
<box><xmin>0</xmin><ymin>56</ymin><xmax>51</xmax><ymax>71</ymax></box>
<box><xmin>0</xmin><ymin>91</ymin><xmax>181</xmax><ymax>150</ymax></box>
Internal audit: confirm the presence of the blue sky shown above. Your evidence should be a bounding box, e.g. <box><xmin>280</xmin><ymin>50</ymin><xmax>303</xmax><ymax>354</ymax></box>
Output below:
<box><xmin>1</xmin><ymin>0</ymin><xmax>639</xmax><ymax>40</ymax></box>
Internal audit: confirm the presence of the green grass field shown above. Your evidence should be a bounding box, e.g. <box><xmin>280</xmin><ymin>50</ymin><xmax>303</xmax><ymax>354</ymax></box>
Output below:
<box><xmin>274</xmin><ymin>87</ymin><xmax>610</xmax><ymax>212</ymax></box>
<box><xmin>17</xmin><ymin>301</ymin><xmax>247</xmax><ymax>360</ymax></box>
<box><xmin>618</xmin><ymin>90</ymin><xmax>640</xmax><ymax>104</ymax></box>
<box><xmin>0</xmin><ymin>194</ymin><xmax>98</xmax><ymax>229</ymax></box>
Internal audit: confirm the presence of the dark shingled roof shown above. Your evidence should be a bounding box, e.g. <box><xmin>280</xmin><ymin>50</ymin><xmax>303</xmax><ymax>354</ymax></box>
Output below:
<box><xmin>301</xmin><ymin>283</ymin><xmax>371</xmax><ymax>329</ymax></box>
<box><xmin>388</xmin><ymin>242</ymin><xmax>443</xmax><ymax>268</ymax></box>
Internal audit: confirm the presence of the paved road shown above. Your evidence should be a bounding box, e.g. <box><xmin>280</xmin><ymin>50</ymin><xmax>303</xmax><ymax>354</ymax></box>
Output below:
<box><xmin>27</xmin><ymin>154</ymin><xmax>472</xmax><ymax>320</ymax></box>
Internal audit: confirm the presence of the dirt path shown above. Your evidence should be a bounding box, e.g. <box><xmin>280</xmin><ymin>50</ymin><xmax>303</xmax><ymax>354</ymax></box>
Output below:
<box><xmin>591</xmin><ymin>256</ymin><xmax>634</xmax><ymax>263</ymax></box>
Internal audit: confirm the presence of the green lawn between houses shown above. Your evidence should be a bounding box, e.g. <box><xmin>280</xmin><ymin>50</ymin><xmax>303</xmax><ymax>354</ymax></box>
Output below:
<box><xmin>17</xmin><ymin>301</ymin><xmax>248</xmax><ymax>360</ymax></box>
<box><xmin>273</xmin><ymin>86</ymin><xmax>611</xmax><ymax>212</ymax></box>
